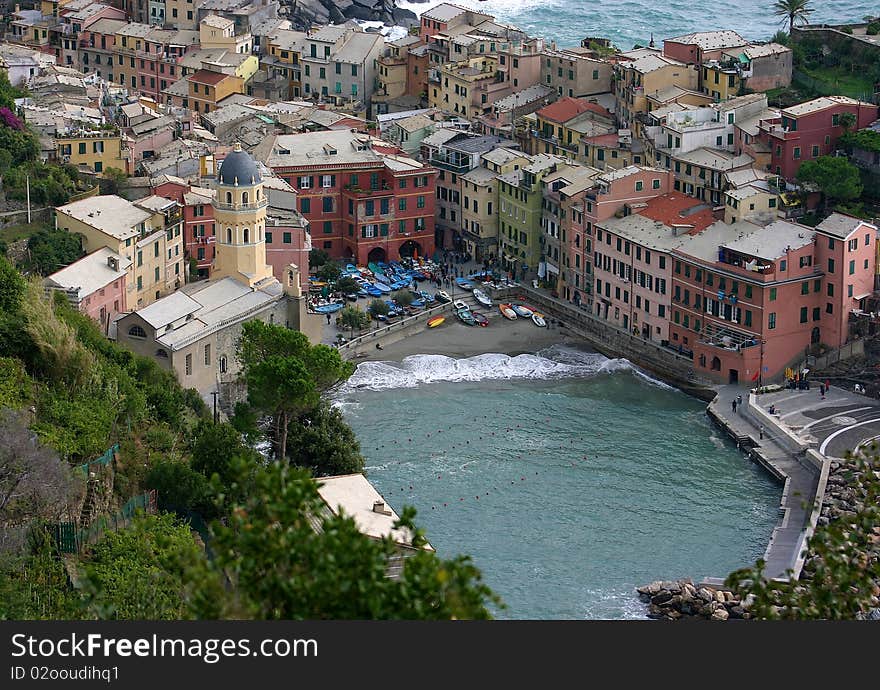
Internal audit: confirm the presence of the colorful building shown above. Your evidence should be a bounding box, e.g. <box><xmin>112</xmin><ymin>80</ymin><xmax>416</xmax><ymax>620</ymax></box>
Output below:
<box><xmin>254</xmin><ymin>130</ymin><xmax>438</xmax><ymax>265</ymax></box>
<box><xmin>43</xmin><ymin>247</ymin><xmax>130</xmax><ymax>334</ymax></box>
<box><xmin>757</xmin><ymin>96</ymin><xmax>879</xmax><ymax>179</ymax></box>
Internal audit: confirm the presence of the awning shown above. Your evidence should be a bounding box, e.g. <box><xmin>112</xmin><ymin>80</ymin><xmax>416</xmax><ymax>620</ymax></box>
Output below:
<box><xmin>854</xmin><ymin>292</ymin><xmax>871</xmax><ymax>300</ymax></box>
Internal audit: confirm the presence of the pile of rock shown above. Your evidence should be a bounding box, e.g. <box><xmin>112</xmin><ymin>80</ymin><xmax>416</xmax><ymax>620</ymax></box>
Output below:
<box><xmin>636</xmin><ymin>579</ymin><xmax>751</xmax><ymax>620</ymax></box>
<box><xmin>816</xmin><ymin>459</ymin><xmax>865</xmax><ymax>527</ymax></box>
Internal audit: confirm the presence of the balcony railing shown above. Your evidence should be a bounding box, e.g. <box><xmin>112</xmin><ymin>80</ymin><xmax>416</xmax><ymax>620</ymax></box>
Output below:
<box><xmin>212</xmin><ymin>199</ymin><xmax>269</xmax><ymax>211</ymax></box>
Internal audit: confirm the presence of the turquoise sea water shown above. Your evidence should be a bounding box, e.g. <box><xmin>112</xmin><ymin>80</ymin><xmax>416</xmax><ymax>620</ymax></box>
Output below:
<box><xmin>338</xmin><ymin>346</ymin><xmax>781</xmax><ymax>619</ymax></box>
<box><xmin>398</xmin><ymin>0</ymin><xmax>878</xmax><ymax>50</ymax></box>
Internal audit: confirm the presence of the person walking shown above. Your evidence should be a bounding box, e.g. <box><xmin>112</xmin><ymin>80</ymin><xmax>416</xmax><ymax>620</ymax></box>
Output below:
<box><xmin>326</xmin><ymin>313</ymin><xmax>332</xmax><ymax>325</ymax></box>
<box><xmin>737</xmin><ymin>394</ymin><xmax>743</xmax><ymax>410</ymax></box>
<box><xmin>820</xmin><ymin>383</ymin><xmax>826</xmax><ymax>398</ymax></box>
<box><xmin>759</xmin><ymin>425</ymin><xmax>764</xmax><ymax>440</ymax></box>
<box><xmin>732</xmin><ymin>399</ymin><xmax>737</xmax><ymax>414</ymax></box>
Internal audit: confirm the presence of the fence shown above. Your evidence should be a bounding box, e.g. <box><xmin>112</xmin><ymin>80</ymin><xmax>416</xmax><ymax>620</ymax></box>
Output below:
<box><xmin>800</xmin><ymin>339</ymin><xmax>865</xmax><ymax>372</ymax></box>
<box><xmin>52</xmin><ymin>490</ymin><xmax>157</xmax><ymax>554</ymax></box>
<box><xmin>76</xmin><ymin>443</ymin><xmax>119</xmax><ymax>477</ymax></box>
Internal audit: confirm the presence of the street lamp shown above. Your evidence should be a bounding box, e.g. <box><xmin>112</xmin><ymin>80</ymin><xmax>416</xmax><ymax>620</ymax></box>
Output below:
<box><xmin>758</xmin><ymin>338</ymin><xmax>767</xmax><ymax>390</ymax></box>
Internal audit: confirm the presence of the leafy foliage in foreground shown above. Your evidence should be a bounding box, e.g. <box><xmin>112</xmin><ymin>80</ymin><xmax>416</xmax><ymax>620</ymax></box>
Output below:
<box><xmin>726</xmin><ymin>451</ymin><xmax>880</xmax><ymax>619</ymax></box>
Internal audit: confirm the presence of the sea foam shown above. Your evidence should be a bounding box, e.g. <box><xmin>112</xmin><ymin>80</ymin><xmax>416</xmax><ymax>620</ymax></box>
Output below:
<box><xmin>342</xmin><ymin>344</ymin><xmax>673</xmax><ymax>392</ymax></box>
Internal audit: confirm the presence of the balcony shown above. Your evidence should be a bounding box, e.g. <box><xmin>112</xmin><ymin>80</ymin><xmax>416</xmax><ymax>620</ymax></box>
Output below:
<box><xmin>344</xmin><ymin>184</ymin><xmax>391</xmax><ymax>197</ymax></box>
<box><xmin>698</xmin><ymin>320</ymin><xmax>760</xmax><ymax>352</ymax></box>
<box><xmin>212</xmin><ymin>199</ymin><xmax>269</xmax><ymax>212</ymax></box>
<box><xmin>429</xmin><ymin>156</ymin><xmax>471</xmax><ymax>174</ymax></box>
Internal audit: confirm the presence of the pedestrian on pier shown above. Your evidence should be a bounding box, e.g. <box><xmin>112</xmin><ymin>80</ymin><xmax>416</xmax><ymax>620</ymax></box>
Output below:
<box><xmin>820</xmin><ymin>383</ymin><xmax>826</xmax><ymax>398</ymax></box>
<box><xmin>759</xmin><ymin>425</ymin><xmax>764</xmax><ymax>440</ymax></box>
<box><xmin>732</xmin><ymin>399</ymin><xmax>737</xmax><ymax>414</ymax></box>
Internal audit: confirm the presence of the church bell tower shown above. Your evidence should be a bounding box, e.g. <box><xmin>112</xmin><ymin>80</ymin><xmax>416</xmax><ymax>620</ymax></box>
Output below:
<box><xmin>211</xmin><ymin>142</ymin><xmax>274</xmax><ymax>287</ymax></box>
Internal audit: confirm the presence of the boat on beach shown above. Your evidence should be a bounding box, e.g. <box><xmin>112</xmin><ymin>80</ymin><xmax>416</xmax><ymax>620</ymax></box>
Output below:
<box><xmin>511</xmin><ymin>304</ymin><xmax>533</xmax><ymax>318</ymax></box>
<box><xmin>427</xmin><ymin>316</ymin><xmax>445</xmax><ymax>328</ymax></box>
<box><xmin>455</xmin><ymin>277</ymin><xmax>475</xmax><ymax>290</ymax></box>
<box><xmin>532</xmin><ymin>313</ymin><xmax>547</xmax><ymax>328</ymax></box>
<box><xmin>471</xmin><ymin>311</ymin><xmax>489</xmax><ymax>327</ymax></box>
<box><xmin>456</xmin><ymin>308</ymin><xmax>477</xmax><ymax>326</ymax></box>
<box><xmin>453</xmin><ymin>299</ymin><xmax>469</xmax><ymax>311</ymax></box>
<box><xmin>472</xmin><ymin>288</ymin><xmax>492</xmax><ymax>308</ymax></box>
<box><xmin>313</xmin><ymin>302</ymin><xmax>344</xmax><ymax>314</ymax></box>
<box><xmin>499</xmin><ymin>303</ymin><xmax>517</xmax><ymax>320</ymax></box>
<box><xmin>435</xmin><ymin>290</ymin><xmax>452</xmax><ymax>303</ymax></box>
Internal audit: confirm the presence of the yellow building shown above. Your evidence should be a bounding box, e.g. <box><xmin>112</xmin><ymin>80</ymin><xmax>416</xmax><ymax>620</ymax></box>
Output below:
<box><xmin>54</xmin><ymin>194</ymin><xmax>185</xmax><ymax>309</ymax></box>
<box><xmin>702</xmin><ymin>64</ymin><xmax>740</xmax><ymax>101</ymax></box>
<box><xmin>199</xmin><ymin>14</ymin><xmax>252</xmax><ymax>54</ymax></box>
<box><xmin>165</xmin><ymin>0</ymin><xmax>199</xmax><ymax>30</ymax></box>
<box><xmin>212</xmin><ymin>143</ymin><xmax>274</xmax><ymax>287</ymax></box>
<box><xmin>723</xmin><ymin>184</ymin><xmax>780</xmax><ymax>225</ymax></box>
<box><xmin>188</xmin><ymin>69</ymin><xmax>244</xmax><ymax>114</ymax></box>
<box><xmin>264</xmin><ymin>28</ymin><xmax>305</xmax><ymax>99</ymax></box>
<box><xmin>459</xmin><ymin>147</ymin><xmax>531</xmax><ymax>260</ymax></box>
<box><xmin>615</xmin><ymin>51</ymin><xmax>698</xmax><ymax>129</ymax></box>
<box><xmin>428</xmin><ymin>56</ymin><xmax>504</xmax><ymax>120</ymax></box>
<box><xmin>55</xmin><ymin>130</ymin><xmax>127</xmax><ymax>176</ymax></box>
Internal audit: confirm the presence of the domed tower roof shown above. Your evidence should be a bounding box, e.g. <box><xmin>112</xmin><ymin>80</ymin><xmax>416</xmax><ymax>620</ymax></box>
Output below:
<box><xmin>218</xmin><ymin>142</ymin><xmax>261</xmax><ymax>186</ymax></box>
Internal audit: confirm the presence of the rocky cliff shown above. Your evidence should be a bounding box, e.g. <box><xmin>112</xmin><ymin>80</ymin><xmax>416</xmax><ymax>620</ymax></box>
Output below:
<box><xmin>282</xmin><ymin>0</ymin><xmax>419</xmax><ymax>31</ymax></box>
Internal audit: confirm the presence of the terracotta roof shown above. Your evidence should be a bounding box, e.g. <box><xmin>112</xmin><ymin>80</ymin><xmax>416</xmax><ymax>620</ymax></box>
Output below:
<box><xmin>190</xmin><ymin>69</ymin><xmax>230</xmax><ymax>86</ymax></box>
<box><xmin>638</xmin><ymin>192</ymin><xmax>716</xmax><ymax>233</ymax></box>
<box><xmin>584</xmin><ymin>133</ymin><xmax>620</xmax><ymax>147</ymax></box>
<box><xmin>537</xmin><ymin>97</ymin><xmax>611</xmax><ymax>124</ymax></box>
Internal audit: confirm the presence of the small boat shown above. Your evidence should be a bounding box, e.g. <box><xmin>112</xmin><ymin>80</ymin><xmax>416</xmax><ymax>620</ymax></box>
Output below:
<box><xmin>435</xmin><ymin>290</ymin><xmax>452</xmax><ymax>303</ymax></box>
<box><xmin>472</xmin><ymin>311</ymin><xmax>489</xmax><ymax>327</ymax></box>
<box><xmin>511</xmin><ymin>304</ymin><xmax>533</xmax><ymax>318</ymax></box>
<box><xmin>499</xmin><ymin>303</ymin><xmax>517</xmax><ymax>320</ymax></box>
<box><xmin>456</xmin><ymin>308</ymin><xmax>476</xmax><ymax>326</ymax></box>
<box><xmin>314</xmin><ymin>302</ymin><xmax>344</xmax><ymax>314</ymax></box>
<box><xmin>453</xmin><ymin>299</ymin><xmax>469</xmax><ymax>311</ymax></box>
<box><xmin>373</xmin><ymin>281</ymin><xmax>392</xmax><ymax>293</ymax></box>
<box><xmin>427</xmin><ymin>316</ymin><xmax>445</xmax><ymax>328</ymax></box>
<box><xmin>472</xmin><ymin>288</ymin><xmax>492</xmax><ymax>308</ymax></box>
<box><xmin>346</xmin><ymin>293</ymin><xmax>359</xmax><ymax>302</ymax></box>
<box><xmin>532</xmin><ymin>313</ymin><xmax>547</xmax><ymax>328</ymax></box>
<box><xmin>455</xmin><ymin>277</ymin><xmax>475</xmax><ymax>290</ymax></box>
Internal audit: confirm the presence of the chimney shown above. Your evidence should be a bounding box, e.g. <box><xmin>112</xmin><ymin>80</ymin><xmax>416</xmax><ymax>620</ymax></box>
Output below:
<box><xmin>108</xmin><ymin>256</ymin><xmax>119</xmax><ymax>271</ymax></box>
<box><xmin>372</xmin><ymin>500</ymin><xmax>391</xmax><ymax>515</ymax></box>
<box><xmin>670</xmin><ymin>223</ymin><xmax>694</xmax><ymax>236</ymax></box>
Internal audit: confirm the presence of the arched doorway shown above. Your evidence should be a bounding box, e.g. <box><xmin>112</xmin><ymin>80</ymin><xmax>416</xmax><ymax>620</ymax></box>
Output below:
<box><xmin>367</xmin><ymin>247</ymin><xmax>386</xmax><ymax>264</ymax></box>
<box><xmin>399</xmin><ymin>240</ymin><xmax>422</xmax><ymax>259</ymax></box>
<box><xmin>811</xmin><ymin>327</ymin><xmax>820</xmax><ymax>345</ymax></box>
<box><xmin>711</xmin><ymin>356</ymin><xmax>722</xmax><ymax>371</ymax></box>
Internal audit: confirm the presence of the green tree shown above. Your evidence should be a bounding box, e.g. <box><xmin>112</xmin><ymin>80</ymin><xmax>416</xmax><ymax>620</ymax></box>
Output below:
<box><xmin>287</xmin><ymin>402</ymin><xmax>365</xmax><ymax>476</ymax></box>
<box><xmin>146</xmin><ymin>459</ymin><xmax>216</xmax><ymax>517</ymax></box>
<box><xmin>190</xmin><ymin>421</ymin><xmax>257</xmax><ymax>488</ymax></box>
<box><xmin>771</xmin><ymin>30</ymin><xmax>789</xmax><ymax>46</ymax></box>
<box><xmin>102</xmin><ymin>167</ymin><xmax>127</xmax><ymax>195</ymax></box>
<box><xmin>79</xmin><ymin>513</ymin><xmax>206</xmax><ymax>620</ymax></box>
<box><xmin>246</xmin><ymin>355</ymin><xmax>317</xmax><ymax>460</ymax></box>
<box><xmin>774</xmin><ymin>0</ymin><xmax>814</xmax><ymax>34</ymax></box>
<box><xmin>335</xmin><ymin>275</ymin><xmax>360</xmax><ymax>295</ymax></box>
<box><xmin>308</xmin><ymin>248</ymin><xmax>329</xmax><ymax>268</ymax></box>
<box><xmin>725</xmin><ymin>450</ymin><xmax>880</xmax><ymax>619</ymax></box>
<box><xmin>186</xmin><ymin>461</ymin><xmax>500</xmax><ymax>619</ymax></box>
<box><xmin>796</xmin><ymin>156</ymin><xmax>863</xmax><ymax>211</ymax></box>
<box><xmin>838</xmin><ymin>112</ymin><xmax>857</xmax><ymax>133</ymax></box>
<box><xmin>369</xmin><ymin>298</ymin><xmax>390</xmax><ymax>317</ymax></box>
<box><xmin>338</xmin><ymin>305</ymin><xmax>369</xmax><ymax>338</ymax></box>
<box><xmin>392</xmin><ymin>289</ymin><xmax>415</xmax><ymax>308</ymax></box>
<box><xmin>316</xmin><ymin>261</ymin><xmax>342</xmax><ymax>283</ymax></box>
<box><xmin>0</xmin><ymin>256</ymin><xmax>25</xmax><ymax>313</ymax></box>
<box><xmin>25</xmin><ymin>227</ymin><xmax>84</xmax><ymax>276</ymax></box>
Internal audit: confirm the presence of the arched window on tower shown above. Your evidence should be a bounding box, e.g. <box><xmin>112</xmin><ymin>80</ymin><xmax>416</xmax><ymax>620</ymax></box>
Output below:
<box><xmin>243</xmin><ymin>228</ymin><xmax>249</xmax><ymax>243</ymax></box>
<box><xmin>226</xmin><ymin>191</ymin><xmax>232</xmax><ymax>204</ymax></box>
<box><xmin>256</xmin><ymin>189</ymin><xmax>260</xmax><ymax>200</ymax></box>
<box><xmin>128</xmin><ymin>325</ymin><xmax>146</xmax><ymax>338</ymax></box>
<box><xmin>226</xmin><ymin>227</ymin><xmax>232</xmax><ymax>243</ymax></box>
<box><xmin>242</xmin><ymin>191</ymin><xmax>249</xmax><ymax>205</ymax></box>
<box><xmin>219</xmin><ymin>355</ymin><xmax>227</xmax><ymax>374</ymax></box>
<box><xmin>257</xmin><ymin>228</ymin><xmax>261</xmax><ymax>241</ymax></box>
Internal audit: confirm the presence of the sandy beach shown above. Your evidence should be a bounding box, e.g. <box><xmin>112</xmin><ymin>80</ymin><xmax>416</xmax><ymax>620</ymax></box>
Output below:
<box><xmin>360</xmin><ymin>307</ymin><xmax>578</xmax><ymax>362</ymax></box>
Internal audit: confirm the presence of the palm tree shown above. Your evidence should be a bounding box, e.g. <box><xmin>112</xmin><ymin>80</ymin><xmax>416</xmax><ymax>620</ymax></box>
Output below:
<box><xmin>774</xmin><ymin>0</ymin><xmax>814</xmax><ymax>35</ymax></box>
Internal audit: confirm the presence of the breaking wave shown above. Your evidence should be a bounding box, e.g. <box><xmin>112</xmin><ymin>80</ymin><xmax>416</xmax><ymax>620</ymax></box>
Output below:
<box><xmin>342</xmin><ymin>344</ymin><xmax>674</xmax><ymax>392</ymax></box>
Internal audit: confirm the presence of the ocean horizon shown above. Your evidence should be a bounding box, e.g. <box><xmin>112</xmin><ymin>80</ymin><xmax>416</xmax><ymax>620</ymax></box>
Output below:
<box><xmin>397</xmin><ymin>0</ymin><xmax>878</xmax><ymax>50</ymax></box>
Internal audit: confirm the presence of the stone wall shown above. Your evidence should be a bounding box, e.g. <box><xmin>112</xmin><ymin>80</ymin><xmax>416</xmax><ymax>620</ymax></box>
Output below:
<box><xmin>494</xmin><ymin>286</ymin><xmax>716</xmax><ymax>399</ymax></box>
<box><xmin>338</xmin><ymin>301</ymin><xmax>456</xmax><ymax>360</ymax></box>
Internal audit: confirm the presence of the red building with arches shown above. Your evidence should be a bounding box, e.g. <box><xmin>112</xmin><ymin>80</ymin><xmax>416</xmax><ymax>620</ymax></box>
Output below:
<box><xmin>253</xmin><ymin>130</ymin><xmax>437</xmax><ymax>265</ymax></box>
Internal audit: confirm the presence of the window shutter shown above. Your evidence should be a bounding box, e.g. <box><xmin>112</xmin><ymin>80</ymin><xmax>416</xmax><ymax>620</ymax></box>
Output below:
<box><xmin>380</xmin><ymin>224</ymin><xmax>388</xmax><ymax>236</ymax></box>
<box><xmin>330</xmin><ymin>175</ymin><xmax>336</xmax><ymax>186</ymax></box>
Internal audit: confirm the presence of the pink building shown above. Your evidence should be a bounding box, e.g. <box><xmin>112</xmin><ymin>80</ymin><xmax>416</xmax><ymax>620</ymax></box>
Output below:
<box><xmin>152</xmin><ymin>177</ymin><xmax>216</xmax><ymax>279</ymax></box>
<box><xmin>757</xmin><ymin>97</ymin><xmax>879</xmax><ymax>180</ymax></box>
<box><xmin>592</xmin><ymin>192</ymin><xmax>717</xmax><ymax>341</ymax></box>
<box><xmin>670</xmin><ymin>212</ymin><xmax>876</xmax><ymax>384</ymax></box>
<box><xmin>43</xmin><ymin>248</ymin><xmax>130</xmax><ymax>334</ymax></box>
<box><xmin>562</xmin><ymin>166</ymin><xmax>674</xmax><ymax>304</ymax></box>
